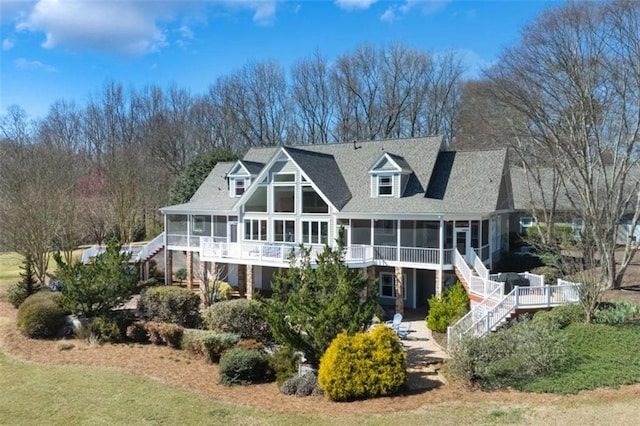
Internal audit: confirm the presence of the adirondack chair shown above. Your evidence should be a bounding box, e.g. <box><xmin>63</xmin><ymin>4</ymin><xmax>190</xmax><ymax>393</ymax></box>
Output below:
<box><xmin>396</xmin><ymin>322</ymin><xmax>412</xmax><ymax>340</ymax></box>
<box><xmin>385</xmin><ymin>313</ymin><xmax>403</xmax><ymax>330</ymax></box>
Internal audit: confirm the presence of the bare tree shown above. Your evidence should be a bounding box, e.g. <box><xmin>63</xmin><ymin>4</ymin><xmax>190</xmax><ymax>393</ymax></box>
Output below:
<box><xmin>487</xmin><ymin>0</ymin><xmax>640</xmax><ymax>288</ymax></box>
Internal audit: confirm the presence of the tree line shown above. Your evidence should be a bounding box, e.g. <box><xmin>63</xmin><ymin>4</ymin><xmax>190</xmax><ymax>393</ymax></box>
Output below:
<box><xmin>1</xmin><ymin>0</ymin><xmax>639</xmax><ymax>290</ymax></box>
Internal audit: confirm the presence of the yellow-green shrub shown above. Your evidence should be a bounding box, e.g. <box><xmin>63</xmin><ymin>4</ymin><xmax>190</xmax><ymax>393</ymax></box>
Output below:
<box><xmin>318</xmin><ymin>326</ymin><xmax>406</xmax><ymax>401</ymax></box>
<box><xmin>426</xmin><ymin>281</ymin><xmax>469</xmax><ymax>333</ymax></box>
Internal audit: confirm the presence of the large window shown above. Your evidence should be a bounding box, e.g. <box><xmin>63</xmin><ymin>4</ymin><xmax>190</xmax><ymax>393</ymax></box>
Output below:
<box><xmin>302</xmin><ymin>186</ymin><xmax>328</xmax><ymax>213</ymax></box>
<box><xmin>379</xmin><ymin>272</ymin><xmax>407</xmax><ymax>299</ymax></box>
<box><xmin>274</xmin><ymin>220</ymin><xmax>296</xmax><ymax>242</ymax></box>
<box><xmin>244</xmin><ymin>219</ymin><xmax>267</xmax><ymax>241</ymax></box>
<box><xmin>245</xmin><ymin>186</ymin><xmax>267</xmax><ymax>212</ymax></box>
<box><xmin>213</xmin><ymin>216</ymin><xmax>227</xmax><ymax>239</ymax></box>
<box><xmin>302</xmin><ymin>221</ymin><xmax>328</xmax><ymax>244</ymax></box>
<box><xmin>378</xmin><ymin>175</ymin><xmax>393</xmax><ymax>196</ymax></box>
<box><xmin>274</xmin><ymin>186</ymin><xmax>295</xmax><ymax>213</ymax></box>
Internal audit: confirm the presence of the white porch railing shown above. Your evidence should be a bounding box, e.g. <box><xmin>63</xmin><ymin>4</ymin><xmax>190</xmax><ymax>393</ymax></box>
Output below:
<box><xmin>135</xmin><ymin>232</ymin><xmax>165</xmax><ymax>262</ymax></box>
<box><xmin>447</xmin><ymin>276</ymin><xmax>581</xmax><ymax>351</ymax></box>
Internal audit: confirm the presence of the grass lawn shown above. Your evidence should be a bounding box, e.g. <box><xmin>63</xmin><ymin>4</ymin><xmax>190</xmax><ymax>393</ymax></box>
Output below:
<box><xmin>0</xmin><ymin>252</ymin><xmax>22</xmax><ymax>285</ymax></box>
<box><xmin>521</xmin><ymin>323</ymin><xmax>640</xmax><ymax>394</ymax></box>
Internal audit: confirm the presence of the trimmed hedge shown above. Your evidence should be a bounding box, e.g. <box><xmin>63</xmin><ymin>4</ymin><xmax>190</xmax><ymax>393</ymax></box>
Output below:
<box><xmin>7</xmin><ymin>283</ymin><xmax>30</xmax><ymax>309</ymax></box>
<box><xmin>280</xmin><ymin>374</ymin><xmax>321</xmax><ymax>397</ymax></box>
<box><xmin>16</xmin><ymin>291</ymin><xmax>67</xmax><ymax>339</ymax></box>
<box><xmin>318</xmin><ymin>326</ymin><xmax>407</xmax><ymax>401</ymax></box>
<box><xmin>219</xmin><ymin>347</ymin><xmax>274</xmax><ymax>385</ymax></box>
<box><xmin>138</xmin><ymin>286</ymin><xmax>201</xmax><ymax>328</ymax></box>
<box><xmin>201</xmin><ymin>299</ymin><xmax>273</xmax><ymax>343</ymax></box>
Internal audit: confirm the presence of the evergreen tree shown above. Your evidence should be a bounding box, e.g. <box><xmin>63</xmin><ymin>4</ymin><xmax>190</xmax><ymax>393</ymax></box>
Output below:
<box><xmin>261</xmin><ymin>228</ymin><xmax>380</xmax><ymax>367</ymax></box>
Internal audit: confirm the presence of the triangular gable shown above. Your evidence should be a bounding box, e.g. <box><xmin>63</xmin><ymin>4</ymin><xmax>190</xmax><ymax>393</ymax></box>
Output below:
<box><xmin>369</xmin><ymin>152</ymin><xmax>412</xmax><ymax>174</ymax></box>
<box><xmin>233</xmin><ymin>146</ymin><xmax>349</xmax><ymax>212</ymax></box>
<box><xmin>227</xmin><ymin>161</ymin><xmax>251</xmax><ymax>177</ymax></box>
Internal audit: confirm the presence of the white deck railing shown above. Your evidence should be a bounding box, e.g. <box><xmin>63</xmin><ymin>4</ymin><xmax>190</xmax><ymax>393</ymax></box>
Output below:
<box><xmin>200</xmin><ymin>239</ymin><xmax>446</xmax><ymax>267</ymax></box>
<box><xmin>135</xmin><ymin>232</ymin><xmax>165</xmax><ymax>262</ymax></box>
<box><xmin>447</xmin><ymin>278</ymin><xmax>581</xmax><ymax>351</ymax></box>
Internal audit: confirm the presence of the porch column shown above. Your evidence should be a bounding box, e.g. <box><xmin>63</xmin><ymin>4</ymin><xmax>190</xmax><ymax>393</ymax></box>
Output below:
<box><xmin>186</xmin><ymin>251</ymin><xmax>194</xmax><ymax>290</ymax></box>
<box><xmin>165</xmin><ymin>250</ymin><xmax>173</xmax><ymax>285</ymax></box>
<box><xmin>246</xmin><ymin>265</ymin><xmax>254</xmax><ymax>300</ymax></box>
<box><xmin>199</xmin><ymin>260</ymin><xmax>208</xmax><ymax>286</ymax></box>
<box><xmin>438</xmin><ymin>217</ymin><xmax>444</xmax><ymax>297</ymax></box>
<box><xmin>238</xmin><ymin>264</ymin><xmax>247</xmax><ymax>297</ymax></box>
<box><xmin>395</xmin><ymin>266</ymin><xmax>404</xmax><ymax>315</ymax></box>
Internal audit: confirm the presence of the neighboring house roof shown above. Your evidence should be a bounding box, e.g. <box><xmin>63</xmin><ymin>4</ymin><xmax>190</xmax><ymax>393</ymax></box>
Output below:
<box><xmin>160</xmin><ymin>136</ymin><xmax>512</xmax><ymax>216</ymax></box>
<box><xmin>510</xmin><ymin>166</ymin><xmax>575</xmax><ymax>212</ymax></box>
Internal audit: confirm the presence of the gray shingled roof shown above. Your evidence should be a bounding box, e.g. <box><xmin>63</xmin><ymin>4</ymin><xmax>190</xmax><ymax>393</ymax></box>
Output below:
<box><xmin>283</xmin><ymin>147</ymin><xmax>351</xmax><ymax>210</ymax></box>
<box><xmin>510</xmin><ymin>166</ymin><xmax>575</xmax><ymax>212</ymax></box>
<box><xmin>161</xmin><ymin>137</ymin><xmax>511</xmax><ymax>216</ymax></box>
<box><xmin>240</xmin><ymin>160</ymin><xmax>265</xmax><ymax>175</ymax></box>
<box><xmin>160</xmin><ymin>162</ymin><xmax>236</xmax><ymax>214</ymax></box>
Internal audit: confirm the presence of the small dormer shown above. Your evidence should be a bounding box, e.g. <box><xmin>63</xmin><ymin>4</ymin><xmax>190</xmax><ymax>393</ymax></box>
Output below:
<box><xmin>368</xmin><ymin>152</ymin><xmax>412</xmax><ymax>198</ymax></box>
<box><xmin>227</xmin><ymin>161</ymin><xmax>263</xmax><ymax>198</ymax></box>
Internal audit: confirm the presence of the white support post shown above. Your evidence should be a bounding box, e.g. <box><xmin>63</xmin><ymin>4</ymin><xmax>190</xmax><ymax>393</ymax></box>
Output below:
<box><xmin>514</xmin><ymin>286</ymin><xmax>520</xmax><ymax>307</ymax></box>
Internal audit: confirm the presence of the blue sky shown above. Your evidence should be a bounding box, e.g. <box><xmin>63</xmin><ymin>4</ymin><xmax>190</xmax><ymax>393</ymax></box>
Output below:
<box><xmin>0</xmin><ymin>0</ymin><xmax>558</xmax><ymax>120</ymax></box>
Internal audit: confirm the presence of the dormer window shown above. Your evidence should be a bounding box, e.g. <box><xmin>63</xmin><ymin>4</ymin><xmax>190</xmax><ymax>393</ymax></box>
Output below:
<box><xmin>234</xmin><ymin>179</ymin><xmax>245</xmax><ymax>197</ymax></box>
<box><xmin>369</xmin><ymin>152</ymin><xmax>413</xmax><ymax>199</ymax></box>
<box><xmin>378</xmin><ymin>176</ymin><xmax>393</xmax><ymax>196</ymax></box>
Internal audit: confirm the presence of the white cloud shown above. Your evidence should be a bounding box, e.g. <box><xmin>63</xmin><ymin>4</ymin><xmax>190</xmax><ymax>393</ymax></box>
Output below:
<box><xmin>335</xmin><ymin>0</ymin><xmax>378</xmax><ymax>11</ymax></box>
<box><xmin>16</xmin><ymin>0</ymin><xmax>168</xmax><ymax>56</ymax></box>
<box><xmin>178</xmin><ymin>25</ymin><xmax>194</xmax><ymax>39</ymax></box>
<box><xmin>2</xmin><ymin>38</ymin><xmax>14</xmax><ymax>51</ymax></box>
<box><xmin>381</xmin><ymin>0</ymin><xmax>449</xmax><ymax>22</ymax></box>
<box><xmin>220</xmin><ymin>0</ymin><xmax>277</xmax><ymax>25</ymax></box>
<box><xmin>15</xmin><ymin>57</ymin><xmax>58</xmax><ymax>73</ymax></box>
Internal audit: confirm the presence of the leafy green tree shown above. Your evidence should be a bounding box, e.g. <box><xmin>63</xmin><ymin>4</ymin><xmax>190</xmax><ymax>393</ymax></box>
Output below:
<box><xmin>168</xmin><ymin>148</ymin><xmax>239</xmax><ymax>205</ymax></box>
<box><xmin>53</xmin><ymin>239</ymin><xmax>138</xmax><ymax>317</ymax></box>
<box><xmin>261</xmin><ymin>228</ymin><xmax>380</xmax><ymax>367</ymax></box>
<box><xmin>426</xmin><ymin>281</ymin><xmax>469</xmax><ymax>333</ymax></box>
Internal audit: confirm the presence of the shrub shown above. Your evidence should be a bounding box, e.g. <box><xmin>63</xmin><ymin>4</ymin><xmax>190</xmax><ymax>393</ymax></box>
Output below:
<box><xmin>138</xmin><ymin>286</ymin><xmax>201</xmax><ymax>328</ymax></box>
<box><xmin>280</xmin><ymin>374</ymin><xmax>320</xmax><ymax>397</ymax></box>
<box><xmin>181</xmin><ymin>329</ymin><xmax>240</xmax><ymax>363</ymax></box>
<box><xmin>318</xmin><ymin>326</ymin><xmax>407</xmax><ymax>401</ymax></box>
<box><xmin>126</xmin><ymin>320</ymin><xmax>149</xmax><ymax>343</ymax></box>
<box><xmin>16</xmin><ymin>291</ymin><xmax>67</xmax><ymax>339</ymax></box>
<box><xmin>88</xmin><ymin>316</ymin><xmax>124</xmax><ymax>343</ymax></box>
<box><xmin>593</xmin><ymin>301</ymin><xmax>640</xmax><ymax>325</ymax></box>
<box><xmin>447</xmin><ymin>318</ymin><xmax>567</xmax><ymax>389</ymax></box>
<box><xmin>426</xmin><ymin>282</ymin><xmax>469</xmax><ymax>333</ymax></box>
<box><xmin>269</xmin><ymin>346</ymin><xmax>303</xmax><ymax>386</ymax></box>
<box><xmin>201</xmin><ymin>299</ymin><xmax>272</xmax><ymax>343</ymax></box>
<box><xmin>160</xmin><ymin>323</ymin><xmax>185</xmax><ymax>349</ymax></box>
<box><xmin>7</xmin><ymin>283</ymin><xmax>29</xmax><ymax>309</ymax></box>
<box><xmin>219</xmin><ymin>347</ymin><xmax>274</xmax><ymax>385</ymax></box>
<box><xmin>533</xmin><ymin>304</ymin><xmax>585</xmax><ymax>329</ymax></box>
<box><xmin>144</xmin><ymin>321</ymin><xmax>164</xmax><ymax>345</ymax></box>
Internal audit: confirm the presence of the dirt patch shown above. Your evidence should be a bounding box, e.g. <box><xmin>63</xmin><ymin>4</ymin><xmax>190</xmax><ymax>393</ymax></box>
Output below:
<box><xmin>3</xmin><ymin>288</ymin><xmax>640</xmax><ymax>418</ymax></box>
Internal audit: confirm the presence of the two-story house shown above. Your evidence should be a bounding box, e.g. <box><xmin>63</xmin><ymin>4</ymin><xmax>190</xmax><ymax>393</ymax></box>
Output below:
<box><xmin>159</xmin><ymin>136</ymin><xmax>513</xmax><ymax>312</ymax></box>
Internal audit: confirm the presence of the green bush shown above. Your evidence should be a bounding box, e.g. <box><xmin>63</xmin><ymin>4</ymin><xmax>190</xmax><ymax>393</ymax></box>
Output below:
<box><xmin>181</xmin><ymin>329</ymin><xmax>240</xmax><ymax>363</ymax></box>
<box><xmin>593</xmin><ymin>301</ymin><xmax>640</xmax><ymax>325</ymax></box>
<box><xmin>533</xmin><ymin>304</ymin><xmax>585</xmax><ymax>329</ymax></box>
<box><xmin>269</xmin><ymin>346</ymin><xmax>303</xmax><ymax>386</ymax></box>
<box><xmin>426</xmin><ymin>282</ymin><xmax>469</xmax><ymax>333</ymax></box>
<box><xmin>201</xmin><ymin>299</ymin><xmax>272</xmax><ymax>343</ymax></box>
<box><xmin>138</xmin><ymin>286</ymin><xmax>201</xmax><ymax>328</ymax></box>
<box><xmin>16</xmin><ymin>291</ymin><xmax>67</xmax><ymax>339</ymax></box>
<box><xmin>88</xmin><ymin>316</ymin><xmax>123</xmax><ymax>343</ymax></box>
<box><xmin>218</xmin><ymin>347</ymin><xmax>274</xmax><ymax>385</ymax></box>
<box><xmin>7</xmin><ymin>283</ymin><xmax>30</xmax><ymax>309</ymax></box>
<box><xmin>447</xmin><ymin>318</ymin><xmax>568</xmax><ymax>389</ymax></box>
<box><xmin>318</xmin><ymin>326</ymin><xmax>407</xmax><ymax>401</ymax></box>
